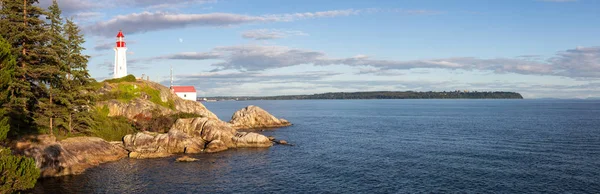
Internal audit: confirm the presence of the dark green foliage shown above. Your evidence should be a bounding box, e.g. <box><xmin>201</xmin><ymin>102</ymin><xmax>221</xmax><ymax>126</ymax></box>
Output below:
<box><xmin>0</xmin><ymin>110</ymin><xmax>10</xmax><ymax>141</ymax></box>
<box><xmin>1</xmin><ymin>0</ymin><xmax>97</xmax><ymax>137</ymax></box>
<box><xmin>0</xmin><ymin>148</ymin><xmax>40</xmax><ymax>193</ymax></box>
<box><xmin>87</xmin><ymin>106</ymin><xmax>136</xmax><ymax>141</ymax></box>
<box><xmin>104</xmin><ymin>74</ymin><xmax>137</xmax><ymax>83</ymax></box>
<box><xmin>0</xmin><ymin>109</ymin><xmax>40</xmax><ymax>193</ymax></box>
<box><xmin>63</xmin><ymin>18</ymin><xmax>96</xmax><ymax>134</ymax></box>
<box><xmin>0</xmin><ymin>32</ymin><xmax>35</xmax><ymax>137</ymax></box>
<box><xmin>210</xmin><ymin>91</ymin><xmax>524</xmax><ymax>100</ymax></box>
<box><xmin>0</xmin><ymin>0</ymin><xmax>54</xmax><ymax>130</ymax></box>
<box><xmin>0</xmin><ymin>37</ymin><xmax>15</xmax><ymax>110</ymax></box>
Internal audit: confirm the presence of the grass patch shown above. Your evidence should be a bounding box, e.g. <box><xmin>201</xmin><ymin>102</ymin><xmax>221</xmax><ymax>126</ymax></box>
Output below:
<box><xmin>90</xmin><ymin>80</ymin><xmax>104</xmax><ymax>90</ymax></box>
<box><xmin>98</xmin><ymin>82</ymin><xmax>175</xmax><ymax>110</ymax></box>
<box><xmin>115</xmin><ymin>84</ymin><xmax>140</xmax><ymax>102</ymax></box>
<box><xmin>87</xmin><ymin>105</ymin><xmax>137</xmax><ymax>141</ymax></box>
<box><xmin>103</xmin><ymin>74</ymin><xmax>137</xmax><ymax>83</ymax></box>
<box><xmin>98</xmin><ymin>83</ymin><xmax>141</xmax><ymax>102</ymax></box>
<box><xmin>139</xmin><ymin>85</ymin><xmax>175</xmax><ymax>110</ymax></box>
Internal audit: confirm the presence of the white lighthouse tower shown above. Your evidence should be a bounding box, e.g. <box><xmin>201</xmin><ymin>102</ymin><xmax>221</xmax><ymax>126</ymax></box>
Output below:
<box><xmin>113</xmin><ymin>30</ymin><xmax>127</xmax><ymax>78</ymax></box>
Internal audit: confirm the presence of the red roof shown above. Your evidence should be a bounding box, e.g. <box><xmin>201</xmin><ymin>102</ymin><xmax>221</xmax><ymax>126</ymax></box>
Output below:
<box><xmin>116</xmin><ymin>30</ymin><xmax>124</xmax><ymax>37</ymax></box>
<box><xmin>171</xmin><ymin>86</ymin><xmax>196</xmax><ymax>93</ymax></box>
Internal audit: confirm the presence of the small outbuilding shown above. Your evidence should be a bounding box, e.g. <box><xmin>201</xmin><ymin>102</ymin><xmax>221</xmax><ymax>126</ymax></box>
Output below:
<box><xmin>171</xmin><ymin>86</ymin><xmax>197</xmax><ymax>101</ymax></box>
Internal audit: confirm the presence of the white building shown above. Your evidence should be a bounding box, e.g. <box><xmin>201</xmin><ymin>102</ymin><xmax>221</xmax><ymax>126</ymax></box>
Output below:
<box><xmin>171</xmin><ymin>86</ymin><xmax>197</xmax><ymax>101</ymax></box>
<box><xmin>113</xmin><ymin>30</ymin><xmax>128</xmax><ymax>78</ymax></box>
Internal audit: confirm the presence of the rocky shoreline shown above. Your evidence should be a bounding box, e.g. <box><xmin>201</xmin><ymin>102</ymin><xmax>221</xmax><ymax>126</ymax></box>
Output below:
<box><xmin>10</xmin><ymin>80</ymin><xmax>292</xmax><ymax>177</ymax></box>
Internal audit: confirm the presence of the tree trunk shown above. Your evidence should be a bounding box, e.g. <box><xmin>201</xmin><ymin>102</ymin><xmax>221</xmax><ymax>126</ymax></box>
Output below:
<box><xmin>22</xmin><ymin>0</ymin><xmax>26</xmax><ymax>66</ymax></box>
<box><xmin>49</xmin><ymin>86</ymin><xmax>53</xmax><ymax>135</ymax></box>
<box><xmin>21</xmin><ymin>0</ymin><xmax>27</xmax><ymax>111</ymax></box>
<box><xmin>69</xmin><ymin>113</ymin><xmax>72</xmax><ymax>133</ymax></box>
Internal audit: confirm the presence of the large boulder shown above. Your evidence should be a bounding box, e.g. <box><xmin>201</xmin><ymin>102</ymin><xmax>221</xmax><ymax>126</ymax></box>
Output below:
<box><xmin>123</xmin><ymin>117</ymin><xmax>273</xmax><ymax>157</ymax></box>
<box><xmin>13</xmin><ymin>135</ymin><xmax>128</xmax><ymax>177</ymax></box>
<box><xmin>229</xmin><ymin>105</ymin><xmax>291</xmax><ymax>129</ymax></box>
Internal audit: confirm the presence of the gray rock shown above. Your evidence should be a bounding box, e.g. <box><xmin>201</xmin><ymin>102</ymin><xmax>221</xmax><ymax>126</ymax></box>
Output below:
<box><xmin>13</xmin><ymin>135</ymin><xmax>128</xmax><ymax>177</ymax></box>
<box><xmin>229</xmin><ymin>105</ymin><xmax>292</xmax><ymax>130</ymax></box>
<box><xmin>124</xmin><ymin>117</ymin><xmax>273</xmax><ymax>156</ymax></box>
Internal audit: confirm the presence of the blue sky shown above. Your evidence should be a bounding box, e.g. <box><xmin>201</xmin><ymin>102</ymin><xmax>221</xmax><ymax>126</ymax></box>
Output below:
<box><xmin>41</xmin><ymin>0</ymin><xmax>600</xmax><ymax>98</ymax></box>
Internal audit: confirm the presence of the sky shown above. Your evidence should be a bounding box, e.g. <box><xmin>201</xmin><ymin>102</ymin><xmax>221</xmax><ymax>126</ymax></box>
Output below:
<box><xmin>39</xmin><ymin>0</ymin><xmax>600</xmax><ymax>98</ymax></box>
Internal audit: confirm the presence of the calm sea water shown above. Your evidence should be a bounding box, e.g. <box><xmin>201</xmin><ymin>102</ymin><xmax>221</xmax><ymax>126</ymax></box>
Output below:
<box><xmin>29</xmin><ymin>100</ymin><xmax>600</xmax><ymax>193</ymax></box>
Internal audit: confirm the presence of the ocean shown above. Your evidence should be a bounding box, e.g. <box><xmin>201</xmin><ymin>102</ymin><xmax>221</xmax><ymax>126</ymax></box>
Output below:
<box><xmin>29</xmin><ymin>100</ymin><xmax>600</xmax><ymax>193</ymax></box>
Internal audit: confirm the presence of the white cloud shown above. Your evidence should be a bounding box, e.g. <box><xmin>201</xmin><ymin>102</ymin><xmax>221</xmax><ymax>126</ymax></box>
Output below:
<box><xmin>549</xmin><ymin>46</ymin><xmax>600</xmax><ymax>77</ymax></box>
<box><xmin>39</xmin><ymin>0</ymin><xmax>107</xmax><ymax>14</ymax></box>
<box><xmin>152</xmin><ymin>44</ymin><xmax>600</xmax><ymax>78</ymax></box>
<box><xmin>85</xmin><ymin>9</ymin><xmax>365</xmax><ymax>37</ymax></box>
<box><xmin>241</xmin><ymin>29</ymin><xmax>308</xmax><ymax>40</ymax></box>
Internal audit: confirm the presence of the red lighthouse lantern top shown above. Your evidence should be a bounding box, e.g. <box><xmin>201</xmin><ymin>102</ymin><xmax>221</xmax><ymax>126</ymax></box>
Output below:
<box><xmin>116</xmin><ymin>30</ymin><xmax>124</xmax><ymax>38</ymax></box>
<box><xmin>116</xmin><ymin>30</ymin><xmax>126</xmax><ymax>48</ymax></box>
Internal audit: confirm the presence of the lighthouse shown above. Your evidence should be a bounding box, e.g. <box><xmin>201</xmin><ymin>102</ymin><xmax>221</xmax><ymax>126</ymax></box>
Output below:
<box><xmin>113</xmin><ymin>30</ymin><xmax>127</xmax><ymax>78</ymax></box>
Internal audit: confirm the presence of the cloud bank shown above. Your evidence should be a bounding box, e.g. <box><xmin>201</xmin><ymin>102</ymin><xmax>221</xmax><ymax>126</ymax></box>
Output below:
<box><xmin>151</xmin><ymin>44</ymin><xmax>600</xmax><ymax>78</ymax></box>
<box><xmin>241</xmin><ymin>29</ymin><xmax>308</xmax><ymax>40</ymax></box>
<box><xmin>85</xmin><ymin>9</ymin><xmax>360</xmax><ymax>37</ymax></box>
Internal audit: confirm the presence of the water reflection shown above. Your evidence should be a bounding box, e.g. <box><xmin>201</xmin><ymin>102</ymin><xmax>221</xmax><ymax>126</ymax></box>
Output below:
<box><xmin>28</xmin><ymin>148</ymin><xmax>271</xmax><ymax>194</ymax></box>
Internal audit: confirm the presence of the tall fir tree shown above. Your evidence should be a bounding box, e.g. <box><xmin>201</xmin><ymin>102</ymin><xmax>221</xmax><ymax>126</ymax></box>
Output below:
<box><xmin>0</xmin><ymin>37</ymin><xmax>16</xmax><ymax>139</ymax></box>
<box><xmin>1</xmin><ymin>0</ymin><xmax>97</xmax><ymax>135</ymax></box>
<box><xmin>64</xmin><ymin>18</ymin><xmax>95</xmax><ymax>133</ymax></box>
<box><xmin>39</xmin><ymin>0</ymin><xmax>71</xmax><ymax>134</ymax></box>
<box><xmin>0</xmin><ymin>0</ymin><xmax>50</xmax><ymax>135</ymax></box>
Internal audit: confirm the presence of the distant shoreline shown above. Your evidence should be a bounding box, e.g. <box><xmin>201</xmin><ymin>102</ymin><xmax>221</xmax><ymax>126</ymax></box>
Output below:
<box><xmin>199</xmin><ymin>91</ymin><xmax>524</xmax><ymax>101</ymax></box>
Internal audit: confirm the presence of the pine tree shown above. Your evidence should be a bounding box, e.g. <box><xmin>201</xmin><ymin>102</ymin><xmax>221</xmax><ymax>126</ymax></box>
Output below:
<box><xmin>0</xmin><ymin>37</ymin><xmax>16</xmax><ymax>139</ymax></box>
<box><xmin>0</xmin><ymin>36</ymin><xmax>40</xmax><ymax>194</ymax></box>
<box><xmin>0</xmin><ymin>0</ymin><xmax>45</xmax><ymax>135</ymax></box>
<box><xmin>40</xmin><ymin>0</ymin><xmax>71</xmax><ymax>135</ymax></box>
<box><xmin>64</xmin><ymin>18</ymin><xmax>96</xmax><ymax>132</ymax></box>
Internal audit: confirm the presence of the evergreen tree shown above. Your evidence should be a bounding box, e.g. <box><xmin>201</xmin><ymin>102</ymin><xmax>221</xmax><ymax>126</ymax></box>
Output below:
<box><xmin>0</xmin><ymin>36</ymin><xmax>40</xmax><ymax>194</ymax></box>
<box><xmin>0</xmin><ymin>0</ymin><xmax>58</xmax><ymax>135</ymax></box>
<box><xmin>0</xmin><ymin>37</ymin><xmax>16</xmax><ymax>140</ymax></box>
<box><xmin>64</xmin><ymin>18</ymin><xmax>96</xmax><ymax>133</ymax></box>
<box><xmin>38</xmin><ymin>0</ymin><xmax>71</xmax><ymax>135</ymax></box>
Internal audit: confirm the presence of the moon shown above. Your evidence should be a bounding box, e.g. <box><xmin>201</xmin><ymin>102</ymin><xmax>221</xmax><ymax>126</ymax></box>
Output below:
<box><xmin>178</xmin><ymin>38</ymin><xmax>183</xmax><ymax>43</ymax></box>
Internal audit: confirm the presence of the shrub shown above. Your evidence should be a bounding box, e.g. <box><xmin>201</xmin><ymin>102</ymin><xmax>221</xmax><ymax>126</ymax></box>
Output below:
<box><xmin>0</xmin><ymin>148</ymin><xmax>40</xmax><ymax>193</ymax></box>
<box><xmin>103</xmin><ymin>74</ymin><xmax>137</xmax><ymax>83</ymax></box>
<box><xmin>0</xmin><ymin>110</ymin><xmax>40</xmax><ymax>193</ymax></box>
<box><xmin>0</xmin><ymin>114</ymin><xmax>8</xmax><ymax>141</ymax></box>
<box><xmin>87</xmin><ymin>106</ymin><xmax>137</xmax><ymax>141</ymax></box>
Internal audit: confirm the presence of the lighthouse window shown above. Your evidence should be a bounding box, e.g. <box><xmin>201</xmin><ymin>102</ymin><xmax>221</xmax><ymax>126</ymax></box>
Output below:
<box><xmin>184</xmin><ymin>94</ymin><xmax>187</xmax><ymax>97</ymax></box>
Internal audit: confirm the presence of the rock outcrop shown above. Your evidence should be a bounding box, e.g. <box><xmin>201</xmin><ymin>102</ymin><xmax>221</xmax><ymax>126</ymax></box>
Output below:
<box><xmin>176</xmin><ymin>156</ymin><xmax>199</xmax><ymax>162</ymax></box>
<box><xmin>123</xmin><ymin>117</ymin><xmax>272</xmax><ymax>158</ymax></box>
<box><xmin>229</xmin><ymin>105</ymin><xmax>292</xmax><ymax>129</ymax></box>
<box><xmin>11</xmin><ymin>80</ymin><xmax>292</xmax><ymax>177</ymax></box>
<box><xmin>97</xmin><ymin>80</ymin><xmax>218</xmax><ymax>121</ymax></box>
<box><xmin>13</xmin><ymin>135</ymin><xmax>128</xmax><ymax>177</ymax></box>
